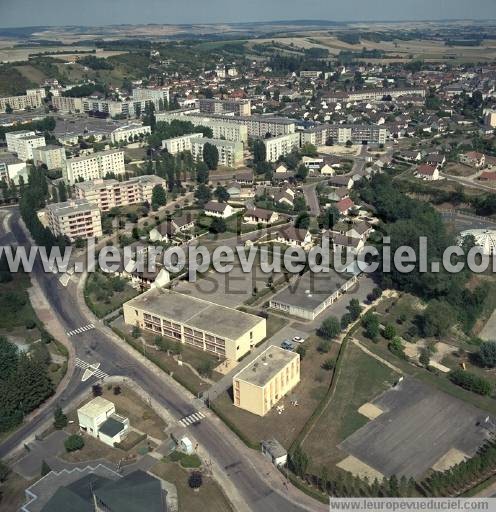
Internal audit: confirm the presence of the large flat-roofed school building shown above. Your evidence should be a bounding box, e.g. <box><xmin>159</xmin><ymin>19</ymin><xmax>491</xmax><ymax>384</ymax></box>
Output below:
<box><xmin>123</xmin><ymin>288</ymin><xmax>266</xmax><ymax>361</ymax></box>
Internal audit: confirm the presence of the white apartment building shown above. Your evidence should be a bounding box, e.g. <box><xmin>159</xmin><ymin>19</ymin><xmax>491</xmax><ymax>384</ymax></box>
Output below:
<box><xmin>6</xmin><ymin>131</ymin><xmax>46</xmax><ymax>161</ymax></box>
<box><xmin>132</xmin><ymin>87</ymin><xmax>170</xmax><ymax>111</ymax></box>
<box><xmin>82</xmin><ymin>97</ymin><xmax>128</xmax><ymax>118</ymax></box>
<box><xmin>32</xmin><ymin>145</ymin><xmax>67</xmax><ymax>170</ymax></box>
<box><xmin>46</xmin><ymin>199</ymin><xmax>102</xmax><ymax>240</ymax></box>
<box><xmin>191</xmin><ymin>137</ymin><xmax>244</xmax><ymax>167</ymax></box>
<box><xmin>63</xmin><ymin>149</ymin><xmax>125</xmax><ymax>185</ymax></box>
<box><xmin>162</xmin><ymin>133</ymin><xmax>203</xmax><ymax>154</ymax></box>
<box><xmin>0</xmin><ymin>88</ymin><xmax>45</xmax><ymax>113</ymax></box>
<box><xmin>263</xmin><ymin>132</ymin><xmax>301</xmax><ymax>162</ymax></box>
<box><xmin>485</xmin><ymin>109</ymin><xmax>496</xmax><ymax>128</ymax></box>
<box><xmin>0</xmin><ymin>153</ymin><xmax>27</xmax><ymax>184</ymax></box>
<box><xmin>156</xmin><ymin>112</ymin><xmax>295</xmax><ymax>138</ymax></box>
<box><xmin>75</xmin><ymin>175</ymin><xmax>166</xmax><ymax>211</ymax></box>
<box><xmin>110</xmin><ymin>124</ymin><xmax>151</xmax><ymax>144</ymax></box>
<box><xmin>301</xmin><ymin>124</ymin><xmax>388</xmax><ymax>146</ymax></box>
<box><xmin>52</xmin><ymin>95</ymin><xmax>84</xmax><ymax>113</ymax></box>
<box><xmin>199</xmin><ymin>98</ymin><xmax>251</xmax><ymax>116</ymax></box>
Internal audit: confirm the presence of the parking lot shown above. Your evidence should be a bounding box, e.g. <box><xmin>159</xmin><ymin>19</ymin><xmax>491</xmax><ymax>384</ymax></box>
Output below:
<box><xmin>339</xmin><ymin>377</ymin><xmax>495</xmax><ymax>479</ymax></box>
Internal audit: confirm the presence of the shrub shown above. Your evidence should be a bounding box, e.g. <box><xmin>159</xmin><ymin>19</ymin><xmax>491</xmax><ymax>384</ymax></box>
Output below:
<box><xmin>321</xmin><ymin>358</ymin><xmax>335</xmax><ymax>371</ymax></box>
<box><xmin>383</xmin><ymin>323</ymin><xmax>396</xmax><ymax>340</ymax></box>
<box><xmin>64</xmin><ymin>435</ymin><xmax>84</xmax><ymax>452</ymax></box>
<box><xmin>188</xmin><ymin>471</ymin><xmax>203</xmax><ymax>489</ymax></box>
<box><xmin>449</xmin><ymin>369</ymin><xmax>492</xmax><ymax>396</ymax></box>
<box><xmin>318</xmin><ymin>316</ymin><xmax>340</xmax><ymax>340</ymax></box>
<box><xmin>479</xmin><ymin>341</ymin><xmax>496</xmax><ymax>368</ymax></box>
<box><xmin>53</xmin><ymin>405</ymin><xmax>68</xmax><ymax>429</ymax></box>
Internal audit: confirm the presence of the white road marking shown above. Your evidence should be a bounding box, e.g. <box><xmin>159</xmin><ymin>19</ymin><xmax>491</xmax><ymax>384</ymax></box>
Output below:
<box><xmin>179</xmin><ymin>411</ymin><xmax>205</xmax><ymax>427</ymax></box>
<box><xmin>67</xmin><ymin>324</ymin><xmax>95</xmax><ymax>336</ymax></box>
<box><xmin>75</xmin><ymin>358</ymin><xmax>109</xmax><ymax>382</ymax></box>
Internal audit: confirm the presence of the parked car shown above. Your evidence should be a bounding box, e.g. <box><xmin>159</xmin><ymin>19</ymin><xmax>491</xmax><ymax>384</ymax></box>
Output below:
<box><xmin>281</xmin><ymin>340</ymin><xmax>295</xmax><ymax>351</ymax></box>
<box><xmin>292</xmin><ymin>336</ymin><xmax>305</xmax><ymax>343</ymax></box>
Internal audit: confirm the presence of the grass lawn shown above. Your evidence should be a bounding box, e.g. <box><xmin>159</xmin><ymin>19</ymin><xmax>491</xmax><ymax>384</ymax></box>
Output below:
<box><xmin>111</xmin><ymin>319</ymin><xmax>217</xmax><ymax>395</ymax></box>
<box><xmin>151</xmin><ymin>461</ymin><xmax>233</xmax><ymax>512</ymax></box>
<box><xmin>0</xmin><ymin>471</ymin><xmax>35</xmax><ymax>511</ymax></box>
<box><xmin>211</xmin><ymin>335</ymin><xmax>337</xmax><ymax>449</ymax></box>
<box><xmin>302</xmin><ymin>341</ymin><xmax>397</xmax><ymax>471</ymax></box>
<box><xmin>85</xmin><ymin>271</ymin><xmax>140</xmax><ymax>318</ymax></box>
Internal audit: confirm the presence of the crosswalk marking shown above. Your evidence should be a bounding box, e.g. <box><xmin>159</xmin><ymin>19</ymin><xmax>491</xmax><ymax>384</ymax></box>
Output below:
<box><xmin>67</xmin><ymin>324</ymin><xmax>94</xmax><ymax>337</ymax></box>
<box><xmin>75</xmin><ymin>358</ymin><xmax>109</xmax><ymax>381</ymax></box>
<box><xmin>179</xmin><ymin>411</ymin><xmax>205</xmax><ymax>427</ymax></box>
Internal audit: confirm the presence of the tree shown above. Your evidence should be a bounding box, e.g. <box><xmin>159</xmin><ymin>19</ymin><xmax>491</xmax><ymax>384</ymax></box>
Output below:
<box><xmin>131</xmin><ymin>325</ymin><xmax>141</xmax><ymax>338</ymax></box>
<box><xmin>151</xmin><ymin>185</ymin><xmax>166</xmax><ymax>210</ymax></box>
<box><xmin>295</xmin><ymin>212</ymin><xmax>310</xmax><ymax>230</ymax></box>
<box><xmin>209</xmin><ymin>217</ymin><xmax>227</xmax><ymax>234</ymax></box>
<box><xmin>341</xmin><ymin>313</ymin><xmax>352</xmax><ymax>329</ymax></box>
<box><xmin>383</xmin><ymin>323</ymin><xmax>396</xmax><ymax>340</ymax></box>
<box><xmin>296</xmin><ymin>345</ymin><xmax>306</xmax><ymax>359</ymax></box>
<box><xmin>253</xmin><ymin>139</ymin><xmax>266</xmax><ymax>164</ymax></box>
<box><xmin>53</xmin><ymin>405</ymin><xmax>68</xmax><ymax>429</ymax></box>
<box><xmin>197</xmin><ymin>360</ymin><xmax>214</xmax><ymax>378</ymax></box>
<box><xmin>296</xmin><ymin>164</ymin><xmax>308</xmax><ymax>181</ymax></box>
<box><xmin>57</xmin><ymin>181</ymin><xmax>67</xmax><ymax>202</ymax></box>
<box><xmin>419</xmin><ymin>348</ymin><xmax>430</xmax><ymax>368</ymax></box>
<box><xmin>188</xmin><ymin>471</ymin><xmax>203</xmax><ymax>489</ymax></box>
<box><xmin>214</xmin><ymin>186</ymin><xmax>230</xmax><ymax>203</ymax></box>
<box><xmin>289</xmin><ymin>445</ymin><xmax>310</xmax><ymax>478</ymax></box>
<box><xmin>92</xmin><ymin>383</ymin><xmax>103</xmax><ymax>397</ymax></box>
<box><xmin>318</xmin><ymin>207</ymin><xmax>339</xmax><ymax>230</ymax></box>
<box><xmin>64</xmin><ymin>434</ymin><xmax>84</xmax><ymax>452</ymax></box>
<box><xmin>194</xmin><ymin>184</ymin><xmax>211</xmax><ymax>205</ymax></box>
<box><xmin>479</xmin><ymin>341</ymin><xmax>496</xmax><ymax>368</ymax></box>
<box><xmin>420</xmin><ymin>301</ymin><xmax>455</xmax><ymax>338</ymax></box>
<box><xmin>203</xmin><ymin>143</ymin><xmax>219</xmax><ymax>170</ymax></box>
<box><xmin>348</xmin><ymin>299</ymin><xmax>362</xmax><ymax>321</ymax></box>
<box><xmin>322</xmin><ymin>358</ymin><xmax>335</xmax><ymax>371</ymax></box>
<box><xmin>362</xmin><ymin>312</ymin><xmax>380</xmax><ymax>342</ymax></box>
<box><xmin>0</xmin><ymin>460</ymin><xmax>9</xmax><ymax>482</ymax></box>
<box><xmin>318</xmin><ymin>316</ymin><xmax>340</xmax><ymax>340</ymax></box>
<box><xmin>449</xmin><ymin>369</ymin><xmax>492</xmax><ymax>396</ymax></box>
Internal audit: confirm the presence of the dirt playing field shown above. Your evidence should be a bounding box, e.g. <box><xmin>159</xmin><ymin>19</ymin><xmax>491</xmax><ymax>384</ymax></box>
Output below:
<box><xmin>337</xmin><ymin>455</ymin><xmax>384</xmax><ymax>481</ymax></box>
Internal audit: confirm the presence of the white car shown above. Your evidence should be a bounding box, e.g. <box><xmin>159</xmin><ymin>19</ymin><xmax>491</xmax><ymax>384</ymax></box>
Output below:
<box><xmin>292</xmin><ymin>336</ymin><xmax>305</xmax><ymax>343</ymax></box>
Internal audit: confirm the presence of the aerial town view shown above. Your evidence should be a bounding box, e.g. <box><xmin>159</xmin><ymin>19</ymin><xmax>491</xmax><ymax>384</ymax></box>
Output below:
<box><xmin>1</xmin><ymin>0</ymin><xmax>496</xmax><ymax>511</ymax></box>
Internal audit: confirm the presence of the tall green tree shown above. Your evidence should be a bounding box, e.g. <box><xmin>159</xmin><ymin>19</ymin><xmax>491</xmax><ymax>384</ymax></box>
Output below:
<box><xmin>203</xmin><ymin>143</ymin><xmax>219</xmax><ymax>170</ymax></box>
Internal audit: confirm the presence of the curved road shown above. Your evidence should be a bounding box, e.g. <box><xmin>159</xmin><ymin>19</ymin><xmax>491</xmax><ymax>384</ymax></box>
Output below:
<box><xmin>0</xmin><ymin>209</ymin><xmax>320</xmax><ymax>512</ymax></box>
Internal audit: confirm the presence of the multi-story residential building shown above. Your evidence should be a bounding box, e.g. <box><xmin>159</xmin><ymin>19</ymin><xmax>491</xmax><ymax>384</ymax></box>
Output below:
<box><xmin>75</xmin><ymin>175</ymin><xmax>166</xmax><ymax>211</ymax></box>
<box><xmin>110</xmin><ymin>124</ymin><xmax>151</xmax><ymax>144</ymax></box>
<box><xmin>326</xmin><ymin>87</ymin><xmax>426</xmax><ymax>103</ymax></box>
<box><xmin>263</xmin><ymin>132</ymin><xmax>301</xmax><ymax>162</ymax></box>
<box><xmin>301</xmin><ymin>124</ymin><xmax>388</xmax><ymax>146</ymax></box>
<box><xmin>6</xmin><ymin>131</ymin><xmax>46</xmax><ymax>161</ymax></box>
<box><xmin>132</xmin><ymin>86</ymin><xmax>170</xmax><ymax>112</ymax></box>
<box><xmin>233</xmin><ymin>345</ymin><xmax>300</xmax><ymax>416</ymax></box>
<box><xmin>82</xmin><ymin>96</ymin><xmax>129</xmax><ymax>118</ymax></box>
<box><xmin>0</xmin><ymin>88</ymin><xmax>45</xmax><ymax>113</ymax></box>
<box><xmin>190</xmin><ymin>137</ymin><xmax>243</xmax><ymax>167</ymax></box>
<box><xmin>63</xmin><ymin>149</ymin><xmax>125</xmax><ymax>185</ymax></box>
<box><xmin>162</xmin><ymin>133</ymin><xmax>203</xmax><ymax>154</ymax></box>
<box><xmin>52</xmin><ymin>95</ymin><xmax>84</xmax><ymax>113</ymax></box>
<box><xmin>199</xmin><ymin>98</ymin><xmax>251</xmax><ymax>116</ymax></box>
<box><xmin>300</xmin><ymin>70</ymin><xmax>322</xmax><ymax>78</ymax></box>
<box><xmin>0</xmin><ymin>153</ymin><xmax>27</xmax><ymax>184</ymax></box>
<box><xmin>156</xmin><ymin>112</ymin><xmax>295</xmax><ymax>138</ymax></box>
<box><xmin>123</xmin><ymin>288</ymin><xmax>267</xmax><ymax>361</ymax></box>
<box><xmin>484</xmin><ymin>109</ymin><xmax>496</xmax><ymax>128</ymax></box>
<box><xmin>46</xmin><ymin>199</ymin><xmax>103</xmax><ymax>240</ymax></box>
<box><xmin>32</xmin><ymin>145</ymin><xmax>67</xmax><ymax>170</ymax></box>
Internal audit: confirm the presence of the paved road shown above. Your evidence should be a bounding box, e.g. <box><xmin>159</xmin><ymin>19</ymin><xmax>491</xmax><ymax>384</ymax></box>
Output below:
<box><xmin>0</xmin><ymin>209</ymin><xmax>321</xmax><ymax>512</ymax></box>
<box><xmin>302</xmin><ymin>182</ymin><xmax>321</xmax><ymax>217</ymax></box>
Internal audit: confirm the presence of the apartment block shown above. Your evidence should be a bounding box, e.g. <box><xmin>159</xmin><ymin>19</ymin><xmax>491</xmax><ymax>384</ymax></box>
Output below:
<box><xmin>75</xmin><ymin>175</ymin><xmax>166</xmax><ymax>211</ymax></box>
<box><xmin>162</xmin><ymin>133</ymin><xmax>203</xmax><ymax>154</ymax></box>
<box><xmin>190</xmin><ymin>137</ymin><xmax>243</xmax><ymax>167</ymax></box>
<box><xmin>52</xmin><ymin>95</ymin><xmax>84</xmax><ymax>113</ymax></box>
<box><xmin>123</xmin><ymin>288</ymin><xmax>267</xmax><ymax>361</ymax></box>
<box><xmin>199</xmin><ymin>98</ymin><xmax>251</xmax><ymax>116</ymax></box>
<box><xmin>233</xmin><ymin>345</ymin><xmax>300</xmax><ymax>416</ymax></box>
<box><xmin>0</xmin><ymin>88</ymin><xmax>45</xmax><ymax>113</ymax></box>
<box><xmin>110</xmin><ymin>123</ymin><xmax>151</xmax><ymax>144</ymax></box>
<box><xmin>263</xmin><ymin>132</ymin><xmax>301</xmax><ymax>162</ymax></box>
<box><xmin>132</xmin><ymin>86</ymin><xmax>170</xmax><ymax>111</ymax></box>
<box><xmin>46</xmin><ymin>199</ymin><xmax>102</xmax><ymax>240</ymax></box>
<box><xmin>32</xmin><ymin>145</ymin><xmax>67</xmax><ymax>170</ymax></box>
<box><xmin>301</xmin><ymin>124</ymin><xmax>388</xmax><ymax>146</ymax></box>
<box><xmin>485</xmin><ymin>109</ymin><xmax>496</xmax><ymax>128</ymax></box>
<box><xmin>6</xmin><ymin>131</ymin><xmax>46</xmax><ymax>161</ymax></box>
<box><xmin>63</xmin><ymin>149</ymin><xmax>125</xmax><ymax>185</ymax></box>
<box><xmin>82</xmin><ymin>97</ymin><xmax>129</xmax><ymax>118</ymax></box>
<box><xmin>0</xmin><ymin>153</ymin><xmax>27</xmax><ymax>184</ymax></box>
<box><xmin>156</xmin><ymin>111</ymin><xmax>295</xmax><ymax>138</ymax></box>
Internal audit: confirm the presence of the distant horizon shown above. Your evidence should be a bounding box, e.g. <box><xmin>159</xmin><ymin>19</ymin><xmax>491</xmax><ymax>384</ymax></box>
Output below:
<box><xmin>2</xmin><ymin>18</ymin><xmax>496</xmax><ymax>30</ymax></box>
<box><xmin>0</xmin><ymin>0</ymin><xmax>495</xmax><ymax>30</ymax></box>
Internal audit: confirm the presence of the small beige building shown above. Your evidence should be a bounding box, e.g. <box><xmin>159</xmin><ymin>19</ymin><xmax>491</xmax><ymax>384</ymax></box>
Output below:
<box><xmin>77</xmin><ymin>397</ymin><xmax>130</xmax><ymax>447</ymax></box>
<box><xmin>233</xmin><ymin>345</ymin><xmax>300</xmax><ymax>416</ymax></box>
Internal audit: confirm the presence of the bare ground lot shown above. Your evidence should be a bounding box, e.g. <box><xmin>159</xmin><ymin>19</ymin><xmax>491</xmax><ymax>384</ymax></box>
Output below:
<box><xmin>340</xmin><ymin>377</ymin><xmax>494</xmax><ymax>479</ymax></box>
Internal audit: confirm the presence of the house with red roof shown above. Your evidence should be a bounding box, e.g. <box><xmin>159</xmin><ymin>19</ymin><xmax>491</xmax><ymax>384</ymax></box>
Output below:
<box><xmin>415</xmin><ymin>164</ymin><xmax>440</xmax><ymax>181</ymax></box>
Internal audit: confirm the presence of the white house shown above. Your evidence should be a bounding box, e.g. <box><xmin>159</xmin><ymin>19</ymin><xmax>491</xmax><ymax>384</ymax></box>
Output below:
<box><xmin>276</xmin><ymin>226</ymin><xmax>312</xmax><ymax>248</ymax></box>
<box><xmin>204</xmin><ymin>201</ymin><xmax>234</xmax><ymax>218</ymax></box>
<box><xmin>416</xmin><ymin>164</ymin><xmax>440</xmax><ymax>181</ymax></box>
<box><xmin>77</xmin><ymin>397</ymin><xmax>129</xmax><ymax>447</ymax></box>
<box><xmin>244</xmin><ymin>207</ymin><xmax>279</xmax><ymax>225</ymax></box>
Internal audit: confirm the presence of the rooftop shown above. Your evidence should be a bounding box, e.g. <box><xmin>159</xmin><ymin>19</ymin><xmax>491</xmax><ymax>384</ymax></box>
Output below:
<box><xmin>126</xmin><ymin>288</ymin><xmax>265</xmax><ymax>341</ymax></box>
<box><xmin>46</xmin><ymin>199</ymin><xmax>100</xmax><ymax>216</ymax></box>
<box><xmin>270</xmin><ymin>270</ymin><xmax>352</xmax><ymax>312</ymax></box>
<box><xmin>77</xmin><ymin>396</ymin><xmax>114</xmax><ymax>419</ymax></box>
<box><xmin>234</xmin><ymin>345</ymin><xmax>298</xmax><ymax>387</ymax></box>
<box><xmin>98</xmin><ymin>416</ymin><xmax>126</xmax><ymax>438</ymax></box>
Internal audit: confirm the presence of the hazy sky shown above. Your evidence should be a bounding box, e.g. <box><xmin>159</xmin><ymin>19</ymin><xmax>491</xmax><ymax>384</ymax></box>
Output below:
<box><xmin>0</xmin><ymin>0</ymin><xmax>495</xmax><ymax>28</ymax></box>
